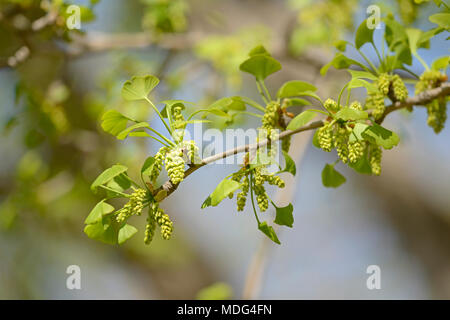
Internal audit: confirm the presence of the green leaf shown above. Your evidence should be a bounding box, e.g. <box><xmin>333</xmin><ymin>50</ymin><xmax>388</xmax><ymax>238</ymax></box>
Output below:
<box><xmin>196</xmin><ymin>282</ymin><xmax>233</xmax><ymax>300</ymax></box>
<box><xmin>107</xmin><ymin>174</ymin><xmax>131</xmax><ymax>192</ymax></box>
<box><xmin>406</xmin><ymin>28</ymin><xmax>422</xmax><ymax>54</ymax></box>
<box><xmin>118</xmin><ymin>224</ymin><xmax>138</xmax><ymax>245</ymax></box>
<box><xmin>295</xmin><ymin>91</ymin><xmax>322</xmax><ymax>103</ymax></box>
<box><xmin>201</xmin><ymin>196</ymin><xmax>212</xmax><ymax>209</ymax></box>
<box><xmin>121</xmin><ymin>75</ymin><xmax>159</xmax><ymax>101</ymax></box>
<box><xmin>281</xmin><ymin>151</ymin><xmax>296</xmax><ymax>176</ymax></box>
<box><xmin>334</xmin><ymin>40</ymin><xmax>350</xmax><ymax>52</ymax></box>
<box><xmin>347</xmin><ymin>70</ymin><xmax>377</xmax><ymax>81</ymax></box>
<box><xmin>101</xmin><ymin>110</ymin><xmax>132</xmax><ymax>136</ymax></box>
<box><xmin>384</xmin><ymin>15</ymin><xmax>408</xmax><ymax>49</ymax></box>
<box><xmin>393</xmin><ymin>42</ymin><xmax>413</xmax><ymax>66</ymax></box>
<box><xmin>349</xmin><ymin>123</ymin><xmax>370</xmax><ymax>142</ymax></box>
<box><xmin>320</xmin><ymin>53</ymin><xmax>368</xmax><ymax>75</ymax></box>
<box><xmin>286</xmin><ymin>110</ymin><xmax>317</xmax><ymax>131</ymax></box>
<box><xmin>258</xmin><ymin>221</ymin><xmax>281</xmax><ymax>244</ymax></box>
<box><xmin>84</xmin><ymin>217</ymin><xmax>117</xmax><ymax>245</ymax></box>
<box><xmin>348</xmin><ymin>153</ymin><xmax>373</xmax><ymax>175</ymax></box>
<box><xmin>418</xmin><ymin>27</ymin><xmax>444</xmax><ymax>49</ymax></box>
<box><xmin>355</xmin><ymin>19</ymin><xmax>374</xmax><ymax>49</ymax></box>
<box><xmin>432</xmin><ymin>56</ymin><xmax>450</xmax><ymax>71</ymax></box>
<box><xmin>277</xmin><ymin>80</ymin><xmax>317</xmax><ymax>98</ymax></box>
<box><xmin>283</xmin><ymin>98</ymin><xmax>311</xmax><ymax>107</ymax></box>
<box><xmin>116</xmin><ymin>122</ymin><xmax>151</xmax><ymax>140</ymax></box>
<box><xmin>209</xmin><ymin>96</ymin><xmax>246</xmax><ymax>111</ymax></box>
<box><xmin>335</xmin><ymin>107</ymin><xmax>368</xmax><ymax>121</ymax></box>
<box><xmin>91</xmin><ymin>164</ymin><xmax>128</xmax><ymax>192</ymax></box>
<box><xmin>361</xmin><ymin>123</ymin><xmax>400</xmax><ymax>149</ymax></box>
<box><xmin>84</xmin><ymin>200</ymin><xmax>114</xmax><ymax>225</ymax></box>
<box><xmin>183</xmin><ymin>120</ymin><xmax>213</xmax><ymax>125</ymax></box>
<box><xmin>347</xmin><ymin>78</ymin><xmax>373</xmax><ymax>90</ymax></box>
<box><xmin>322</xmin><ymin>164</ymin><xmax>346</xmax><ymax>188</ymax></box>
<box><xmin>312</xmin><ymin>129</ymin><xmax>321</xmax><ymax>148</ymax></box>
<box><xmin>205</xmin><ymin>108</ymin><xmax>229</xmax><ymax>117</ymax></box>
<box><xmin>248</xmin><ymin>45</ymin><xmax>270</xmax><ymax>57</ymax></box>
<box><xmin>239</xmin><ymin>54</ymin><xmax>282</xmax><ymax>80</ymax></box>
<box><xmin>203</xmin><ymin>179</ymin><xmax>241</xmax><ymax>207</ymax></box>
<box><xmin>160</xmin><ymin>100</ymin><xmax>186</xmax><ymax>118</ymax></box>
<box><xmin>429</xmin><ymin>13</ymin><xmax>450</xmax><ymax>29</ymax></box>
<box><xmin>141</xmin><ymin>156</ymin><xmax>156</xmax><ymax>176</ymax></box>
<box><xmin>273</xmin><ymin>202</ymin><xmax>294</xmax><ymax>228</ymax></box>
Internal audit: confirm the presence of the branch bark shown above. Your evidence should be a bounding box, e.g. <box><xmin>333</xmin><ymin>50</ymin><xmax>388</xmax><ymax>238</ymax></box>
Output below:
<box><xmin>154</xmin><ymin>82</ymin><xmax>450</xmax><ymax>201</ymax></box>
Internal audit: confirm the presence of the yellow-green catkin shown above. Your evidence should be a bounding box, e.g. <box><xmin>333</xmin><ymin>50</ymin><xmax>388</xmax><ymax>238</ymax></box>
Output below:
<box><xmin>165</xmin><ymin>148</ymin><xmax>185</xmax><ymax>184</ymax></box>
<box><xmin>254</xmin><ymin>184</ymin><xmax>269</xmax><ymax>212</ymax></box>
<box><xmin>318</xmin><ymin>121</ymin><xmax>333</xmax><ymax>152</ymax></box>
<box><xmin>116</xmin><ymin>187</ymin><xmax>147</xmax><ymax>223</ymax></box>
<box><xmin>253</xmin><ymin>168</ymin><xmax>268</xmax><ymax>212</ymax></box>
<box><xmin>324</xmin><ymin>98</ymin><xmax>339</xmax><ymax>112</ymax></box>
<box><xmin>150</xmin><ymin>146</ymin><xmax>169</xmax><ymax>182</ymax></box>
<box><xmin>334</xmin><ymin>127</ymin><xmax>349</xmax><ymax>163</ymax></box>
<box><xmin>182</xmin><ymin>140</ymin><xmax>201</xmax><ymax>165</ymax></box>
<box><xmin>426</xmin><ymin>99</ymin><xmax>447</xmax><ymax>134</ymax></box>
<box><xmin>144</xmin><ymin>212</ymin><xmax>156</xmax><ymax>245</ymax></box>
<box><xmin>262</xmin><ymin>101</ymin><xmax>280</xmax><ymax>129</ymax></box>
<box><xmin>377</xmin><ymin>73</ymin><xmax>391</xmax><ymax>95</ymax></box>
<box><xmin>391</xmin><ymin>74</ymin><xmax>408</xmax><ymax>101</ymax></box>
<box><xmin>416</xmin><ymin>70</ymin><xmax>447</xmax><ymax>133</ymax></box>
<box><xmin>366</xmin><ymin>90</ymin><xmax>385</xmax><ymax>120</ymax></box>
<box><xmin>370</xmin><ymin>145</ymin><xmax>382</xmax><ymax>176</ymax></box>
<box><xmin>153</xmin><ymin>206</ymin><xmax>174</xmax><ymax>240</ymax></box>
<box><xmin>348</xmin><ymin>140</ymin><xmax>364</xmax><ymax>163</ymax></box>
<box><xmin>228</xmin><ymin>171</ymin><xmax>244</xmax><ymax>199</ymax></box>
<box><xmin>265</xmin><ymin>174</ymin><xmax>285</xmax><ymax>188</ymax></box>
<box><xmin>349</xmin><ymin>101</ymin><xmax>363</xmax><ymax>111</ymax></box>
<box><xmin>237</xmin><ymin>175</ymin><xmax>249</xmax><ymax>211</ymax></box>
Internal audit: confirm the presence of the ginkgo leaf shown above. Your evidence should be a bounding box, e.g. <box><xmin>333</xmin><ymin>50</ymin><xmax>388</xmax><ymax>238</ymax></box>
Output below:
<box><xmin>121</xmin><ymin>75</ymin><xmax>159</xmax><ymax>101</ymax></box>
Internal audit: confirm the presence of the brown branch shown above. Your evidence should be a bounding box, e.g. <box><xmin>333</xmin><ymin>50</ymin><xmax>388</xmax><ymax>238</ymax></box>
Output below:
<box><xmin>153</xmin><ymin>82</ymin><xmax>450</xmax><ymax>202</ymax></box>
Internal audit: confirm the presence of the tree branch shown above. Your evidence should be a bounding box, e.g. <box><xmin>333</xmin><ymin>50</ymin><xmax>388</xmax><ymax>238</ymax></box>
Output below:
<box><xmin>154</xmin><ymin>82</ymin><xmax>450</xmax><ymax>201</ymax></box>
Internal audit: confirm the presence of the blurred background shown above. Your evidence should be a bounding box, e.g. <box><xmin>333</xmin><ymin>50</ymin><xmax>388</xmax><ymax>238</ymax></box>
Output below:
<box><xmin>0</xmin><ymin>0</ymin><xmax>449</xmax><ymax>299</ymax></box>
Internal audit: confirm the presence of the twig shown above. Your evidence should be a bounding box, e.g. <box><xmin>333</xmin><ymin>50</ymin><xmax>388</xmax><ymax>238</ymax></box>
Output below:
<box><xmin>242</xmin><ymin>131</ymin><xmax>313</xmax><ymax>299</ymax></box>
<box><xmin>153</xmin><ymin>82</ymin><xmax>450</xmax><ymax>201</ymax></box>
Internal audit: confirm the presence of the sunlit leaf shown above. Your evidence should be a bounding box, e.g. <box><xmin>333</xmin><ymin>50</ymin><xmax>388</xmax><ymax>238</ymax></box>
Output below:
<box><xmin>239</xmin><ymin>54</ymin><xmax>282</xmax><ymax>80</ymax></box>
<box><xmin>209</xmin><ymin>96</ymin><xmax>246</xmax><ymax>111</ymax></box>
<box><xmin>431</xmin><ymin>56</ymin><xmax>450</xmax><ymax>71</ymax></box>
<box><xmin>286</xmin><ymin>110</ymin><xmax>317</xmax><ymax>131</ymax></box>
<box><xmin>141</xmin><ymin>156</ymin><xmax>156</xmax><ymax>176</ymax></box>
<box><xmin>277</xmin><ymin>80</ymin><xmax>317</xmax><ymax>98</ymax></box>
<box><xmin>121</xmin><ymin>75</ymin><xmax>159</xmax><ymax>101</ymax></box>
<box><xmin>202</xmin><ymin>179</ymin><xmax>241</xmax><ymax>208</ymax></box>
<box><xmin>91</xmin><ymin>164</ymin><xmax>128</xmax><ymax>192</ymax></box>
<box><xmin>361</xmin><ymin>123</ymin><xmax>400</xmax><ymax>149</ymax></box>
<box><xmin>84</xmin><ymin>200</ymin><xmax>115</xmax><ymax>225</ymax></box>
<box><xmin>429</xmin><ymin>13</ymin><xmax>450</xmax><ymax>29</ymax></box>
<box><xmin>320</xmin><ymin>53</ymin><xmax>368</xmax><ymax>75</ymax></box>
<box><xmin>101</xmin><ymin>110</ymin><xmax>132</xmax><ymax>136</ymax></box>
<box><xmin>116</xmin><ymin>122</ymin><xmax>151</xmax><ymax>140</ymax></box>
<box><xmin>335</xmin><ymin>107</ymin><xmax>368</xmax><ymax>121</ymax></box>
<box><xmin>118</xmin><ymin>224</ymin><xmax>138</xmax><ymax>245</ymax></box>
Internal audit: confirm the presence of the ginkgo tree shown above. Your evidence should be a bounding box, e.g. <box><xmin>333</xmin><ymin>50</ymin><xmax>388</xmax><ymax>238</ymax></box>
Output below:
<box><xmin>84</xmin><ymin>8</ymin><xmax>450</xmax><ymax>246</ymax></box>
